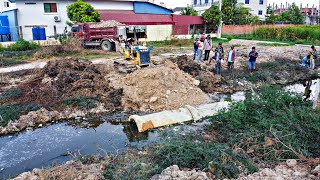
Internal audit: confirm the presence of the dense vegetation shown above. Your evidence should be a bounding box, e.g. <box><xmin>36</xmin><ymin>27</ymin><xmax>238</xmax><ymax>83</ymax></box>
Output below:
<box><xmin>253</xmin><ymin>25</ymin><xmax>320</xmax><ymax>43</ymax></box>
<box><xmin>98</xmin><ymin>87</ymin><xmax>320</xmax><ymax>179</ymax></box>
<box><xmin>0</xmin><ymin>39</ymin><xmax>39</xmax><ymax>52</ymax></box>
<box><xmin>223</xmin><ymin>25</ymin><xmax>320</xmax><ymax>45</ymax></box>
<box><xmin>265</xmin><ymin>3</ymin><xmax>304</xmax><ymax>24</ymax></box>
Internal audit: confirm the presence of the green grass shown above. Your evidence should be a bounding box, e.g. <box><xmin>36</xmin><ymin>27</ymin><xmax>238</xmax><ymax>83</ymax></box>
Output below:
<box><xmin>212</xmin><ymin>37</ymin><xmax>231</xmax><ymax>44</ymax></box>
<box><xmin>64</xmin><ymin>97</ymin><xmax>97</xmax><ymax>109</ymax></box>
<box><xmin>256</xmin><ymin>42</ymin><xmax>294</xmax><ymax>46</ymax></box>
<box><xmin>149</xmin><ymin>38</ymin><xmax>193</xmax><ymax>47</ymax></box>
<box><xmin>0</xmin><ymin>88</ymin><xmax>22</xmax><ymax>99</ymax></box>
<box><xmin>0</xmin><ymin>103</ymin><xmax>40</xmax><ymax>127</ymax></box>
<box><xmin>222</xmin><ymin>29</ymin><xmax>320</xmax><ymax>46</ymax></box>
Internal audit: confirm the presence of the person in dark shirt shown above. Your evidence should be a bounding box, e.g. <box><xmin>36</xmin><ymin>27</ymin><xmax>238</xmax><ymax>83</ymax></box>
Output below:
<box><xmin>209</xmin><ymin>42</ymin><xmax>224</xmax><ymax>75</ymax></box>
<box><xmin>248</xmin><ymin>47</ymin><xmax>258</xmax><ymax>74</ymax></box>
<box><xmin>193</xmin><ymin>38</ymin><xmax>199</xmax><ymax>60</ymax></box>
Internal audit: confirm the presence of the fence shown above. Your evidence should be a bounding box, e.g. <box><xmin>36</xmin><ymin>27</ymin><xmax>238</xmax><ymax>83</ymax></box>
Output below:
<box><xmin>222</xmin><ymin>24</ymin><xmax>297</xmax><ymax>35</ymax></box>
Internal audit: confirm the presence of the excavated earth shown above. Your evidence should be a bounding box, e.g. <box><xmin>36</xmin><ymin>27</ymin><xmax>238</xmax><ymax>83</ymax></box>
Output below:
<box><xmin>0</xmin><ymin>58</ymin><xmax>208</xmax><ymax>135</ymax></box>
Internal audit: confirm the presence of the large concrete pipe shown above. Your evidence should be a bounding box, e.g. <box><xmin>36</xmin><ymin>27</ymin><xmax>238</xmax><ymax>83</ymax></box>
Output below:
<box><xmin>129</xmin><ymin>102</ymin><xmax>230</xmax><ymax>132</ymax></box>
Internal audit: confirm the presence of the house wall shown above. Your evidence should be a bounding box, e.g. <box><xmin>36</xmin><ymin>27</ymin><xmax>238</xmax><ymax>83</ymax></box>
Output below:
<box><xmin>0</xmin><ymin>9</ymin><xmax>19</xmax><ymax>41</ymax></box>
<box><xmin>238</xmin><ymin>0</ymin><xmax>268</xmax><ymax>20</ymax></box>
<box><xmin>14</xmin><ymin>0</ymin><xmax>135</xmax><ymax>40</ymax></box>
<box><xmin>146</xmin><ymin>25</ymin><xmax>172</xmax><ymax>41</ymax></box>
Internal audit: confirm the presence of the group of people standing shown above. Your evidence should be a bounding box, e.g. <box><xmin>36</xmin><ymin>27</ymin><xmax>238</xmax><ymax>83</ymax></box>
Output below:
<box><xmin>193</xmin><ymin>34</ymin><xmax>246</xmax><ymax>75</ymax></box>
<box><xmin>193</xmin><ymin>35</ymin><xmax>318</xmax><ymax>75</ymax></box>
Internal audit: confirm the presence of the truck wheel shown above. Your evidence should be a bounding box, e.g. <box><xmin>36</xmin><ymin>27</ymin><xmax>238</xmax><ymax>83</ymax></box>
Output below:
<box><xmin>101</xmin><ymin>41</ymin><xmax>112</xmax><ymax>51</ymax></box>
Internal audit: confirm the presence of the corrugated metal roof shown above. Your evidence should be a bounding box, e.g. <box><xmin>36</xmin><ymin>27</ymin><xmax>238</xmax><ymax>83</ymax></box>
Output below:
<box><xmin>99</xmin><ymin>10</ymin><xmax>174</xmax><ymax>25</ymax></box>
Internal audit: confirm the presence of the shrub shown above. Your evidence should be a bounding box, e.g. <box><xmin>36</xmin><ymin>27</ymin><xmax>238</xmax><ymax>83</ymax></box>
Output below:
<box><xmin>253</xmin><ymin>25</ymin><xmax>320</xmax><ymax>43</ymax></box>
<box><xmin>209</xmin><ymin>86</ymin><xmax>320</xmax><ymax>163</ymax></box>
<box><xmin>0</xmin><ymin>103</ymin><xmax>40</xmax><ymax>127</ymax></box>
<box><xmin>7</xmin><ymin>38</ymin><xmax>39</xmax><ymax>51</ymax></box>
<box><xmin>150</xmin><ymin>136</ymin><xmax>257</xmax><ymax>179</ymax></box>
<box><xmin>0</xmin><ymin>44</ymin><xmax>5</xmax><ymax>52</ymax></box>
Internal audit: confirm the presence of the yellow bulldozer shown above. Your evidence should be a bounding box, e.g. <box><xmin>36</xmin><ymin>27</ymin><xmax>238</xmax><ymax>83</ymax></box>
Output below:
<box><xmin>114</xmin><ymin>44</ymin><xmax>154</xmax><ymax>73</ymax></box>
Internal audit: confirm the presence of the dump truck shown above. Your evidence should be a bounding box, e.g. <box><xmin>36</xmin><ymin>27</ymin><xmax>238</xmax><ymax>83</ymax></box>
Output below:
<box><xmin>71</xmin><ymin>20</ymin><xmax>126</xmax><ymax>51</ymax></box>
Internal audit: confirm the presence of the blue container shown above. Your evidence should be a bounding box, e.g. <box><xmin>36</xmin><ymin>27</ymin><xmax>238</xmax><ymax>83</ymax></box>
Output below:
<box><xmin>32</xmin><ymin>27</ymin><xmax>40</xmax><ymax>40</ymax></box>
<box><xmin>39</xmin><ymin>27</ymin><xmax>46</xmax><ymax>40</ymax></box>
<box><xmin>0</xmin><ymin>15</ymin><xmax>10</xmax><ymax>35</ymax></box>
<box><xmin>32</xmin><ymin>27</ymin><xmax>46</xmax><ymax>40</ymax></box>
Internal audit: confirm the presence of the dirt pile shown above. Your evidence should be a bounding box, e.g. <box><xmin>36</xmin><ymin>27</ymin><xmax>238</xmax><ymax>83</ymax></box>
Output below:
<box><xmin>111</xmin><ymin>60</ymin><xmax>208</xmax><ymax>112</ymax></box>
<box><xmin>168</xmin><ymin>55</ymin><xmax>224</xmax><ymax>93</ymax></box>
<box><xmin>3</xmin><ymin>58</ymin><xmax>122</xmax><ymax>111</ymax></box>
<box><xmin>0</xmin><ymin>104</ymin><xmax>109</xmax><ymax>135</ymax></box>
<box><xmin>237</xmin><ymin>164</ymin><xmax>320</xmax><ymax>180</ymax></box>
<box><xmin>12</xmin><ymin>161</ymin><xmax>103</xmax><ymax>180</ymax></box>
<box><xmin>151</xmin><ymin>165</ymin><xmax>209</xmax><ymax>180</ymax></box>
<box><xmin>89</xmin><ymin>20</ymin><xmax>124</xmax><ymax>28</ymax></box>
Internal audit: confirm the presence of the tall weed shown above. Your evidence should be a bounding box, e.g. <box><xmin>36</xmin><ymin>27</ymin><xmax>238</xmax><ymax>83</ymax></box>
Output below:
<box><xmin>209</xmin><ymin>86</ymin><xmax>320</xmax><ymax>162</ymax></box>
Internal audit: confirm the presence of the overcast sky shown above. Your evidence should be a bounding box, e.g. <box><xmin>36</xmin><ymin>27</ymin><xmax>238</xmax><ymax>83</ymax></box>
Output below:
<box><xmin>155</xmin><ymin>0</ymin><xmax>320</xmax><ymax>8</ymax></box>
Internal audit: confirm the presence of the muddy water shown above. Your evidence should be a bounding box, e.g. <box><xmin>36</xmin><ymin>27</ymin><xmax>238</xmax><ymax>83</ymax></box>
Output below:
<box><xmin>0</xmin><ymin>113</ymin><xmax>208</xmax><ymax>179</ymax></box>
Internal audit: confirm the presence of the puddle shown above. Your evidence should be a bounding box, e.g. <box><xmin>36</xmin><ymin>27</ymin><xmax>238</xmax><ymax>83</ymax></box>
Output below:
<box><xmin>285</xmin><ymin>79</ymin><xmax>319</xmax><ymax>101</ymax></box>
<box><xmin>0</xmin><ymin>113</ymin><xmax>207</xmax><ymax>179</ymax></box>
<box><xmin>209</xmin><ymin>79</ymin><xmax>320</xmax><ymax>104</ymax></box>
<box><xmin>209</xmin><ymin>91</ymin><xmax>246</xmax><ymax>103</ymax></box>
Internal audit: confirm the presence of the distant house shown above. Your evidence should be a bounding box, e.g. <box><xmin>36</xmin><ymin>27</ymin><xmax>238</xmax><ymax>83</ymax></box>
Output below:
<box><xmin>8</xmin><ymin>0</ymin><xmax>204</xmax><ymax>41</ymax></box>
<box><xmin>273</xmin><ymin>6</ymin><xmax>319</xmax><ymax>24</ymax></box>
<box><xmin>190</xmin><ymin>0</ymin><xmax>268</xmax><ymax>20</ymax></box>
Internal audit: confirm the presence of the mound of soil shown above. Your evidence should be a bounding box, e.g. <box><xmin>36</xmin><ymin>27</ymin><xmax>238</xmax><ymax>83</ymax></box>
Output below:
<box><xmin>168</xmin><ymin>55</ymin><xmax>202</xmax><ymax>77</ymax></box>
<box><xmin>169</xmin><ymin>55</ymin><xmax>224</xmax><ymax>93</ymax></box>
<box><xmin>113</xmin><ymin>60</ymin><xmax>208</xmax><ymax>112</ymax></box>
<box><xmin>1</xmin><ymin>58</ymin><xmax>122</xmax><ymax>111</ymax></box>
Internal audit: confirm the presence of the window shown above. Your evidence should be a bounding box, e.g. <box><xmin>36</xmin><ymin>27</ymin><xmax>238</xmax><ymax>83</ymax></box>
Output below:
<box><xmin>259</xmin><ymin>0</ymin><xmax>263</xmax><ymax>5</ymax></box>
<box><xmin>205</xmin><ymin>0</ymin><xmax>208</xmax><ymax>3</ymax></box>
<box><xmin>44</xmin><ymin>3</ymin><xmax>57</xmax><ymax>13</ymax></box>
<box><xmin>71</xmin><ymin>25</ymin><xmax>82</xmax><ymax>33</ymax></box>
<box><xmin>4</xmin><ymin>2</ymin><xmax>9</xmax><ymax>7</ymax></box>
<box><xmin>245</xmin><ymin>0</ymin><xmax>249</xmax><ymax>4</ymax></box>
<box><xmin>194</xmin><ymin>0</ymin><xmax>197</xmax><ymax>5</ymax></box>
<box><xmin>258</xmin><ymin>10</ymin><xmax>263</xmax><ymax>15</ymax></box>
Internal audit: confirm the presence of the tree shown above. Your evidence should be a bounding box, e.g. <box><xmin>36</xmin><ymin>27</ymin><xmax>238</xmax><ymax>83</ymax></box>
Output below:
<box><xmin>265</xmin><ymin>12</ymin><xmax>277</xmax><ymax>24</ymax></box>
<box><xmin>287</xmin><ymin>3</ymin><xmax>304</xmax><ymax>24</ymax></box>
<box><xmin>266</xmin><ymin>6</ymin><xmax>273</xmax><ymax>14</ymax></box>
<box><xmin>221</xmin><ymin>0</ymin><xmax>237</xmax><ymax>25</ymax></box>
<box><xmin>67</xmin><ymin>0</ymin><xmax>101</xmax><ymax>24</ymax></box>
<box><xmin>180</xmin><ymin>7</ymin><xmax>198</xmax><ymax>16</ymax></box>
<box><xmin>202</xmin><ymin>5</ymin><xmax>222</xmax><ymax>29</ymax></box>
<box><xmin>233</xmin><ymin>4</ymin><xmax>252</xmax><ymax>24</ymax></box>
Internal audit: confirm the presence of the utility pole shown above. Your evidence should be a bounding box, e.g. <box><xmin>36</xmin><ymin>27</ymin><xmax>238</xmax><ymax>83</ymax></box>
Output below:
<box><xmin>217</xmin><ymin>0</ymin><xmax>222</xmax><ymax>38</ymax></box>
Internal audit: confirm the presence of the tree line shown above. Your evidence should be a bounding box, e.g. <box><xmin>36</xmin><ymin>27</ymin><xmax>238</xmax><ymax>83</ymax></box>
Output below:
<box><xmin>181</xmin><ymin>0</ymin><xmax>305</xmax><ymax>28</ymax></box>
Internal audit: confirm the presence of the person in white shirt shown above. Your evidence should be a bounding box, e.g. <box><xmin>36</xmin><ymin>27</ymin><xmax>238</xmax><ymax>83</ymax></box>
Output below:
<box><xmin>197</xmin><ymin>39</ymin><xmax>204</xmax><ymax>63</ymax></box>
<box><xmin>203</xmin><ymin>35</ymin><xmax>213</xmax><ymax>61</ymax></box>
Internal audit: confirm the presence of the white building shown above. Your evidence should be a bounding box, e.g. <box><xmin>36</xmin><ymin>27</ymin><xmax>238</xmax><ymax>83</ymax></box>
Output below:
<box><xmin>190</xmin><ymin>0</ymin><xmax>267</xmax><ymax>20</ymax></box>
<box><xmin>238</xmin><ymin>0</ymin><xmax>267</xmax><ymax>20</ymax></box>
<box><xmin>0</xmin><ymin>0</ymin><xmax>16</xmax><ymax>12</ymax></box>
<box><xmin>10</xmin><ymin>0</ymin><xmax>148</xmax><ymax>40</ymax></box>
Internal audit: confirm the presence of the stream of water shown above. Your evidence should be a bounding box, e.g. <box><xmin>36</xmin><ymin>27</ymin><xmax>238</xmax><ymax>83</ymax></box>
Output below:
<box><xmin>0</xmin><ymin>113</ymin><xmax>208</xmax><ymax>179</ymax></box>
